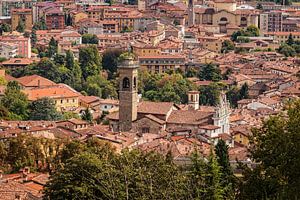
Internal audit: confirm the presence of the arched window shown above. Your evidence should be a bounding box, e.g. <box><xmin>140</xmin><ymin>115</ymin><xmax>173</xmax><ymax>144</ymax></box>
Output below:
<box><xmin>122</xmin><ymin>77</ymin><xmax>130</xmax><ymax>89</ymax></box>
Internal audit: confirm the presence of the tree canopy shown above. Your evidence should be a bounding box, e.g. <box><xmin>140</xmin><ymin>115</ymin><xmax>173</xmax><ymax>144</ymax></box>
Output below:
<box><xmin>29</xmin><ymin>97</ymin><xmax>63</xmax><ymax>121</ymax></box>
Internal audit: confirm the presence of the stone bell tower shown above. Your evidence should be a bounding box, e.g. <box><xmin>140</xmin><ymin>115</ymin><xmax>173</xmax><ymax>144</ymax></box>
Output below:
<box><xmin>118</xmin><ymin>56</ymin><xmax>139</xmax><ymax>132</ymax></box>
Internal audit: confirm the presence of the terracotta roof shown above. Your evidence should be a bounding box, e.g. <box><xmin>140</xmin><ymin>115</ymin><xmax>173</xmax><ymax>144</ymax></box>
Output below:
<box><xmin>79</xmin><ymin>96</ymin><xmax>100</xmax><ymax>104</ymax></box>
<box><xmin>23</xmin><ymin>84</ymin><xmax>80</xmax><ymax>101</ymax></box>
<box><xmin>17</xmin><ymin>75</ymin><xmax>56</xmax><ymax>88</ymax></box>
<box><xmin>1</xmin><ymin>58</ymin><xmax>35</xmax><ymax>66</ymax></box>
<box><xmin>144</xmin><ymin>114</ymin><xmax>165</xmax><ymax>125</ymax></box>
<box><xmin>167</xmin><ymin>110</ymin><xmax>213</xmax><ymax>125</ymax></box>
<box><xmin>138</xmin><ymin>101</ymin><xmax>175</xmax><ymax>115</ymax></box>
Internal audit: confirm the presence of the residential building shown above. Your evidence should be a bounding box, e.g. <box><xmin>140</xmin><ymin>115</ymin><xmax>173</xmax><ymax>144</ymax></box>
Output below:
<box><xmin>139</xmin><ymin>55</ymin><xmax>185</xmax><ymax>73</ymax></box>
<box><xmin>23</xmin><ymin>84</ymin><xmax>81</xmax><ymax>112</ymax></box>
<box><xmin>61</xmin><ymin>30</ymin><xmax>82</xmax><ymax>45</ymax></box>
<box><xmin>0</xmin><ymin>0</ymin><xmax>35</xmax><ymax>17</ymax></box>
<box><xmin>11</xmin><ymin>8</ymin><xmax>33</xmax><ymax>31</ymax></box>
<box><xmin>0</xmin><ymin>36</ymin><xmax>31</xmax><ymax>58</ymax></box>
<box><xmin>0</xmin><ymin>42</ymin><xmax>18</xmax><ymax>59</ymax></box>
<box><xmin>260</xmin><ymin>11</ymin><xmax>285</xmax><ymax>33</ymax></box>
<box><xmin>45</xmin><ymin>8</ymin><xmax>65</xmax><ymax>29</ymax></box>
<box><xmin>264</xmin><ymin>31</ymin><xmax>300</xmax><ymax>43</ymax></box>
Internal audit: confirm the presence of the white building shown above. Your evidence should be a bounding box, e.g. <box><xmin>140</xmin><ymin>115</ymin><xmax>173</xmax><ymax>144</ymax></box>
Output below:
<box><xmin>0</xmin><ymin>42</ymin><xmax>18</xmax><ymax>59</ymax></box>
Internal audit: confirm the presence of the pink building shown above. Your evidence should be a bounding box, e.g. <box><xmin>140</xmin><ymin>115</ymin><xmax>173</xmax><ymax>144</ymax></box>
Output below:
<box><xmin>0</xmin><ymin>36</ymin><xmax>31</xmax><ymax>58</ymax></box>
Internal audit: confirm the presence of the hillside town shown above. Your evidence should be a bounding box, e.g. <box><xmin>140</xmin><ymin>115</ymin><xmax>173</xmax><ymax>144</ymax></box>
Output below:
<box><xmin>0</xmin><ymin>0</ymin><xmax>300</xmax><ymax>199</ymax></box>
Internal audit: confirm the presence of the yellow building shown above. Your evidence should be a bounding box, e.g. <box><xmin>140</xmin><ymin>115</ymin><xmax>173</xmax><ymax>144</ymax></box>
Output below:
<box><xmin>198</xmin><ymin>36</ymin><xmax>223</xmax><ymax>52</ymax></box>
<box><xmin>71</xmin><ymin>11</ymin><xmax>88</xmax><ymax>24</ymax></box>
<box><xmin>11</xmin><ymin>8</ymin><xmax>33</xmax><ymax>31</ymax></box>
<box><xmin>232</xmin><ymin>130</ymin><xmax>250</xmax><ymax>146</ymax></box>
<box><xmin>132</xmin><ymin>43</ymin><xmax>161</xmax><ymax>57</ymax></box>
<box><xmin>23</xmin><ymin>85</ymin><xmax>80</xmax><ymax>112</ymax></box>
<box><xmin>264</xmin><ymin>32</ymin><xmax>300</xmax><ymax>43</ymax></box>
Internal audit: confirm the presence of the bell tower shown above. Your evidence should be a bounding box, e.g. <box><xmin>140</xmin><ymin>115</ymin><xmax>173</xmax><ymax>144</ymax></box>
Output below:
<box><xmin>118</xmin><ymin>56</ymin><xmax>139</xmax><ymax>132</ymax></box>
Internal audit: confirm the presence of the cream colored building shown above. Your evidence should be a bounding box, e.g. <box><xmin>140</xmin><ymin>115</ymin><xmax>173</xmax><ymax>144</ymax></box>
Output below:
<box><xmin>0</xmin><ymin>42</ymin><xmax>18</xmax><ymax>58</ymax></box>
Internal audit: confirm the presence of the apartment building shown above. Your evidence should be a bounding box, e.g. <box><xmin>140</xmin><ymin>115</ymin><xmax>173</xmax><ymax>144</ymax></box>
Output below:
<box><xmin>0</xmin><ymin>36</ymin><xmax>31</xmax><ymax>58</ymax></box>
<box><xmin>139</xmin><ymin>55</ymin><xmax>185</xmax><ymax>73</ymax></box>
<box><xmin>0</xmin><ymin>42</ymin><xmax>18</xmax><ymax>59</ymax></box>
<box><xmin>11</xmin><ymin>8</ymin><xmax>33</xmax><ymax>31</ymax></box>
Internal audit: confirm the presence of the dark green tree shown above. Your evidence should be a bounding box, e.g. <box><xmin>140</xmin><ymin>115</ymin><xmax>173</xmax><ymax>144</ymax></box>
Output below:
<box><xmin>47</xmin><ymin>37</ymin><xmax>58</xmax><ymax>58</ymax></box>
<box><xmin>215</xmin><ymin>140</ymin><xmax>235</xmax><ymax>198</ymax></box>
<box><xmin>221</xmin><ymin>40</ymin><xmax>235</xmax><ymax>53</ymax></box>
<box><xmin>1</xmin><ymin>81</ymin><xmax>29</xmax><ymax>120</ymax></box>
<box><xmin>33</xmin><ymin>18</ymin><xmax>47</xmax><ymax>30</ymax></box>
<box><xmin>29</xmin><ymin>97</ymin><xmax>63</xmax><ymax>121</ymax></box>
<box><xmin>0</xmin><ymin>23</ymin><xmax>11</xmax><ymax>33</ymax></box>
<box><xmin>198</xmin><ymin>63</ymin><xmax>222</xmax><ymax>81</ymax></box>
<box><xmin>239</xmin><ymin>100</ymin><xmax>300</xmax><ymax>199</ymax></box>
<box><xmin>102</xmin><ymin>48</ymin><xmax>124</xmax><ymax>77</ymax></box>
<box><xmin>82</xmin><ymin>34</ymin><xmax>99</xmax><ymax>44</ymax></box>
<box><xmin>33</xmin><ymin>58</ymin><xmax>62</xmax><ymax>83</ymax></box>
<box><xmin>286</xmin><ymin>33</ymin><xmax>294</xmax><ymax>46</ymax></box>
<box><xmin>79</xmin><ymin>45</ymin><xmax>102</xmax><ymax>80</ymax></box>
<box><xmin>278</xmin><ymin>44</ymin><xmax>296</xmax><ymax>57</ymax></box>
<box><xmin>239</xmin><ymin>83</ymin><xmax>249</xmax><ymax>99</ymax></box>
<box><xmin>64</xmin><ymin>50</ymin><xmax>82</xmax><ymax>90</ymax></box>
<box><xmin>16</xmin><ymin>20</ymin><xmax>25</xmax><ymax>33</ymax></box>
<box><xmin>199</xmin><ymin>83</ymin><xmax>223</xmax><ymax>106</ymax></box>
<box><xmin>82</xmin><ymin>108</ymin><xmax>93</xmax><ymax>122</ymax></box>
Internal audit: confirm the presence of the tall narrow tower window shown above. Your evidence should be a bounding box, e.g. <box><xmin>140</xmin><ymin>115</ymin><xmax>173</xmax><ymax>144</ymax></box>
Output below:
<box><xmin>133</xmin><ymin>77</ymin><xmax>137</xmax><ymax>89</ymax></box>
<box><xmin>123</xmin><ymin>77</ymin><xmax>130</xmax><ymax>89</ymax></box>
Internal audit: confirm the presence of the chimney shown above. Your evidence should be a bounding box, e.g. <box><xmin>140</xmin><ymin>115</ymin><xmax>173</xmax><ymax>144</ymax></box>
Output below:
<box><xmin>187</xmin><ymin>91</ymin><xmax>200</xmax><ymax>110</ymax></box>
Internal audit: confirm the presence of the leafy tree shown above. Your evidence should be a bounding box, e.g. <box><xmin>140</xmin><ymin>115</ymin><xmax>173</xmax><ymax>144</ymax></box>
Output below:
<box><xmin>199</xmin><ymin>83</ymin><xmax>223</xmax><ymax>106</ymax></box>
<box><xmin>278</xmin><ymin>43</ymin><xmax>296</xmax><ymax>57</ymax></box>
<box><xmin>239</xmin><ymin>83</ymin><xmax>249</xmax><ymax>99</ymax></box>
<box><xmin>32</xmin><ymin>58</ymin><xmax>62</xmax><ymax>83</ymax></box>
<box><xmin>245</xmin><ymin>25</ymin><xmax>260</xmax><ymax>37</ymax></box>
<box><xmin>31</xmin><ymin>29</ymin><xmax>37</xmax><ymax>46</ymax></box>
<box><xmin>29</xmin><ymin>97</ymin><xmax>63</xmax><ymax>121</ymax></box>
<box><xmin>286</xmin><ymin>33</ymin><xmax>294</xmax><ymax>46</ymax></box>
<box><xmin>82</xmin><ymin>108</ymin><xmax>93</xmax><ymax>122</ymax></box>
<box><xmin>215</xmin><ymin>140</ymin><xmax>235</xmax><ymax>198</ymax></box>
<box><xmin>198</xmin><ymin>63</ymin><xmax>222</xmax><ymax>81</ymax></box>
<box><xmin>0</xmin><ymin>23</ymin><xmax>11</xmax><ymax>33</ymax></box>
<box><xmin>16</xmin><ymin>20</ymin><xmax>25</xmax><ymax>33</ymax></box>
<box><xmin>231</xmin><ymin>25</ymin><xmax>260</xmax><ymax>41</ymax></box>
<box><xmin>102</xmin><ymin>48</ymin><xmax>124</xmax><ymax>77</ymax></box>
<box><xmin>79</xmin><ymin>45</ymin><xmax>102</xmax><ymax>80</ymax></box>
<box><xmin>63</xmin><ymin>112</ymin><xmax>80</xmax><ymax>120</ymax></box>
<box><xmin>33</xmin><ymin>18</ymin><xmax>47</xmax><ymax>30</ymax></box>
<box><xmin>221</xmin><ymin>40</ymin><xmax>235</xmax><ymax>53</ymax></box>
<box><xmin>64</xmin><ymin>50</ymin><xmax>82</xmax><ymax>90</ymax></box>
<box><xmin>47</xmin><ymin>37</ymin><xmax>58</xmax><ymax>58</ymax></box>
<box><xmin>82</xmin><ymin>34</ymin><xmax>99</xmax><ymax>44</ymax></box>
<box><xmin>1</xmin><ymin>81</ymin><xmax>29</xmax><ymax>120</ymax></box>
<box><xmin>85</xmin><ymin>75</ymin><xmax>117</xmax><ymax>98</ymax></box>
<box><xmin>239</xmin><ymin>100</ymin><xmax>300</xmax><ymax>199</ymax></box>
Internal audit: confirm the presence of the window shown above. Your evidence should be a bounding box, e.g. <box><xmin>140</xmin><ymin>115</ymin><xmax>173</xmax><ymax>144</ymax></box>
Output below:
<box><xmin>122</xmin><ymin>77</ymin><xmax>130</xmax><ymax>89</ymax></box>
<box><xmin>61</xmin><ymin>100</ymin><xmax>63</xmax><ymax>104</ymax></box>
<box><xmin>142</xmin><ymin>127</ymin><xmax>150</xmax><ymax>133</ymax></box>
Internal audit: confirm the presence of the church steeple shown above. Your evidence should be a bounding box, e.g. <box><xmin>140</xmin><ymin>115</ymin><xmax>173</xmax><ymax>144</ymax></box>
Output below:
<box><xmin>118</xmin><ymin>56</ymin><xmax>139</xmax><ymax>132</ymax></box>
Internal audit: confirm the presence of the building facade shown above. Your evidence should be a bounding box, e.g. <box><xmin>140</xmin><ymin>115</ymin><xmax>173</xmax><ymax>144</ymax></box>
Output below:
<box><xmin>11</xmin><ymin>8</ymin><xmax>33</xmax><ymax>31</ymax></box>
